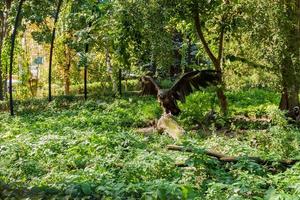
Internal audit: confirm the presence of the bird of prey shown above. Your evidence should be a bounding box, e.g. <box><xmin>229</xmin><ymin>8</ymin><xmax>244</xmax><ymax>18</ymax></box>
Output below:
<box><xmin>140</xmin><ymin>70</ymin><xmax>221</xmax><ymax>116</ymax></box>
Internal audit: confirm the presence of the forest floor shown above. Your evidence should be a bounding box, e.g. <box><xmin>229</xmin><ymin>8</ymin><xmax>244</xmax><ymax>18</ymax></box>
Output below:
<box><xmin>0</xmin><ymin>89</ymin><xmax>300</xmax><ymax>199</ymax></box>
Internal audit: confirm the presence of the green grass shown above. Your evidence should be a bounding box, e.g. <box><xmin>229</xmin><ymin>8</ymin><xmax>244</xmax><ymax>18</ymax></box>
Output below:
<box><xmin>0</xmin><ymin>89</ymin><xmax>300</xmax><ymax>199</ymax></box>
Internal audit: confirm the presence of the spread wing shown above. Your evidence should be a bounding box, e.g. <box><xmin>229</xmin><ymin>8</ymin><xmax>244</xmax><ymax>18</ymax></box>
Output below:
<box><xmin>140</xmin><ymin>76</ymin><xmax>161</xmax><ymax>96</ymax></box>
<box><xmin>170</xmin><ymin>70</ymin><xmax>221</xmax><ymax>102</ymax></box>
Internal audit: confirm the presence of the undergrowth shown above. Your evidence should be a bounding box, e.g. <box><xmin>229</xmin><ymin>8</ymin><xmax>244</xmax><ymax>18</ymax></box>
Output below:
<box><xmin>0</xmin><ymin>89</ymin><xmax>300</xmax><ymax>199</ymax></box>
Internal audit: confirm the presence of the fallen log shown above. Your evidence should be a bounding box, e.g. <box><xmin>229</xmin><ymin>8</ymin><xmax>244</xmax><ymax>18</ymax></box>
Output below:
<box><xmin>167</xmin><ymin>145</ymin><xmax>299</xmax><ymax>167</ymax></box>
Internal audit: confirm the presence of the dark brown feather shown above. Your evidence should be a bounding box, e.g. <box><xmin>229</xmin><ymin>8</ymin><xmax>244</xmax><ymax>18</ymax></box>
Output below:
<box><xmin>139</xmin><ymin>70</ymin><xmax>220</xmax><ymax>115</ymax></box>
<box><xmin>140</xmin><ymin>76</ymin><xmax>161</xmax><ymax>96</ymax></box>
<box><xmin>170</xmin><ymin>70</ymin><xmax>221</xmax><ymax>102</ymax></box>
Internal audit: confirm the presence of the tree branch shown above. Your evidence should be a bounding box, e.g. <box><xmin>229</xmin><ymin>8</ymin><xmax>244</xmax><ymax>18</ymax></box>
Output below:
<box><xmin>218</xmin><ymin>0</ymin><xmax>230</xmax><ymax>64</ymax></box>
<box><xmin>192</xmin><ymin>8</ymin><xmax>218</xmax><ymax>66</ymax></box>
<box><xmin>167</xmin><ymin>145</ymin><xmax>298</xmax><ymax>167</ymax></box>
<box><xmin>217</xmin><ymin>25</ymin><xmax>225</xmax><ymax>62</ymax></box>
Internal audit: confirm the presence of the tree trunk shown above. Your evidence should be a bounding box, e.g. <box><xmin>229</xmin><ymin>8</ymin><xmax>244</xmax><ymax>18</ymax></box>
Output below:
<box><xmin>84</xmin><ymin>43</ymin><xmax>88</xmax><ymax>100</ymax></box>
<box><xmin>83</xmin><ymin>21</ymin><xmax>92</xmax><ymax>100</ymax></box>
<box><xmin>118</xmin><ymin>68</ymin><xmax>122</xmax><ymax>96</ymax></box>
<box><xmin>279</xmin><ymin>87</ymin><xmax>289</xmax><ymax>110</ymax></box>
<box><xmin>9</xmin><ymin>0</ymin><xmax>25</xmax><ymax>116</ymax></box>
<box><xmin>216</xmin><ymin>88</ymin><xmax>228</xmax><ymax>114</ymax></box>
<box><xmin>0</xmin><ymin>12</ymin><xmax>4</xmax><ymax>100</ymax></box>
<box><xmin>279</xmin><ymin>0</ymin><xmax>300</xmax><ymax>112</ymax></box>
<box><xmin>0</xmin><ymin>1</ymin><xmax>12</xmax><ymax>100</ymax></box>
<box><xmin>64</xmin><ymin>70</ymin><xmax>70</xmax><ymax>95</ymax></box>
<box><xmin>48</xmin><ymin>0</ymin><xmax>63</xmax><ymax>102</ymax></box>
<box><xmin>193</xmin><ymin>8</ymin><xmax>228</xmax><ymax>114</ymax></box>
<box><xmin>279</xmin><ymin>58</ymin><xmax>299</xmax><ymax>111</ymax></box>
<box><xmin>4</xmin><ymin>59</ymin><xmax>8</xmax><ymax>98</ymax></box>
<box><xmin>3</xmin><ymin>1</ymin><xmax>12</xmax><ymax>100</ymax></box>
<box><xmin>63</xmin><ymin>45</ymin><xmax>71</xmax><ymax>95</ymax></box>
<box><xmin>216</xmin><ymin>27</ymin><xmax>228</xmax><ymax>115</ymax></box>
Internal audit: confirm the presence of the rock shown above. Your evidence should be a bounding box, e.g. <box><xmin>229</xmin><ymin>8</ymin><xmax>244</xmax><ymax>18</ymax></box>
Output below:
<box><xmin>157</xmin><ymin>114</ymin><xmax>185</xmax><ymax>140</ymax></box>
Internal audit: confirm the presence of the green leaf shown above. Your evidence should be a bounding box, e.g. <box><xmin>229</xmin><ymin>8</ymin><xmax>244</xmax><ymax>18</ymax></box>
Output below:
<box><xmin>81</xmin><ymin>183</ymin><xmax>92</xmax><ymax>195</ymax></box>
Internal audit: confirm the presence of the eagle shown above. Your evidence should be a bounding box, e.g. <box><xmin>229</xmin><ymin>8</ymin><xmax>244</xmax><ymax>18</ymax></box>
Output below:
<box><xmin>140</xmin><ymin>70</ymin><xmax>221</xmax><ymax>116</ymax></box>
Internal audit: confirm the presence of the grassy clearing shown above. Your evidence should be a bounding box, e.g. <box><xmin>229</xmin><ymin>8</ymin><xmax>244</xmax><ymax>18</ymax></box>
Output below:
<box><xmin>0</xmin><ymin>89</ymin><xmax>300</xmax><ymax>199</ymax></box>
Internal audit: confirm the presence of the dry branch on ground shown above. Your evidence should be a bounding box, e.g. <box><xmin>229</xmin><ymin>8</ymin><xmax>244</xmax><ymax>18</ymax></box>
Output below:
<box><xmin>167</xmin><ymin>145</ymin><xmax>299</xmax><ymax>168</ymax></box>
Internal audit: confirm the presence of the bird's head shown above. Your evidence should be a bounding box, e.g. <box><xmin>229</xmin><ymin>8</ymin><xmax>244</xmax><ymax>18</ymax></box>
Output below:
<box><xmin>158</xmin><ymin>90</ymin><xmax>180</xmax><ymax>116</ymax></box>
<box><xmin>158</xmin><ymin>90</ymin><xmax>167</xmax><ymax>99</ymax></box>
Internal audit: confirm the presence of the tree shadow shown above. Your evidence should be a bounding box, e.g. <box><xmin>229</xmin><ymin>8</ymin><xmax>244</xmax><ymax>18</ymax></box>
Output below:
<box><xmin>0</xmin><ymin>181</ymin><xmax>62</xmax><ymax>199</ymax></box>
<box><xmin>0</xmin><ymin>181</ymin><xmax>103</xmax><ymax>199</ymax></box>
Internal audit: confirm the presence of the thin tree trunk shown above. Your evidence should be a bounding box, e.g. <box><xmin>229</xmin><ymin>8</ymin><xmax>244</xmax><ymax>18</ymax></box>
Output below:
<box><xmin>64</xmin><ymin>69</ymin><xmax>70</xmax><ymax>95</ymax></box>
<box><xmin>216</xmin><ymin>26</ymin><xmax>228</xmax><ymax>115</ymax></box>
<box><xmin>83</xmin><ymin>21</ymin><xmax>92</xmax><ymax>100</ymax></box>
<box><xmin>0</xmin><ymin>1</ymin><xmax>11</xmax><ymax>100</ymax></box>
<box><xmin>118</xmin><ymin>68</ymin><xmax>122</xmax><ymax>96</ymax></box>
<box><xmin>48</xmin><ymin>0</ymin><xmax>63</xmax><ymax>102</ymax></box>
<box><xmin>4</xmin><ymin>59</ymin><xmax>8</xmax><ymax>98</ymax></box>
<box><xmin>0</xmin><ymin>12</ymin><xmax>4</xmax><ymax>100</ymax></box>
<box><xmin>193</xmin><ymin>11</ymin><xmax>218</xmax><ymax>66</ymax></box>
<box><xmin>64</xmin><ymin>47</ymin><xmax>71</xmax><ymax>95</ymax></box>
<box><xmin>3</xmin><ymin>2</ymin><xmax>11</xmax><ymax>99</ymax></box>
<box><xmin>9</xmin><ymin>0</ymin><xmax>25</xmax><ymax>116</ymax></box>
<box><xmin>84</xmin><ymin>43</ymin><xmax>88</xmax><ymax>100</ymax></box>
<box><xmin>193</xmin><ymin>8</ymin><xmax>228</xmax><ymax>114</ymax></box>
